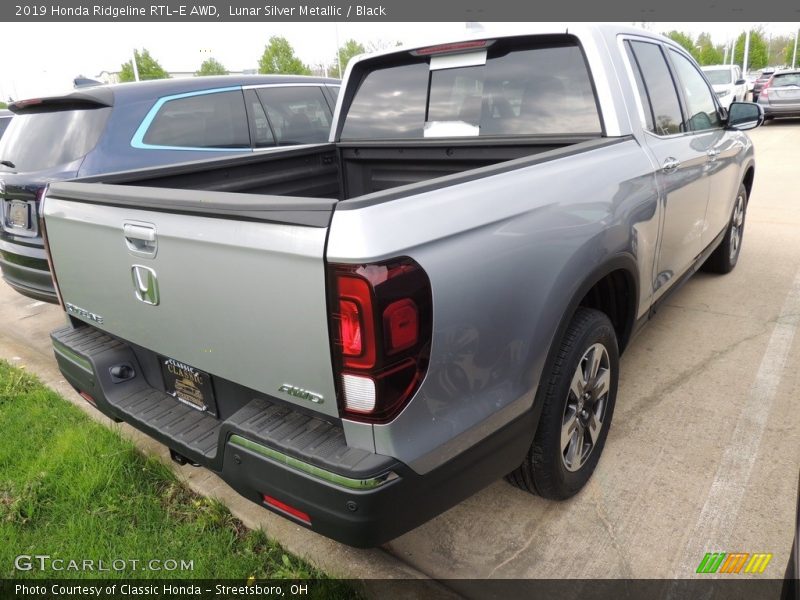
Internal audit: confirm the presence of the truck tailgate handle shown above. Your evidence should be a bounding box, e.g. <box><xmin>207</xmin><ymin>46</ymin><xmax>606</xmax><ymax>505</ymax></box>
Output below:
<box><xmin>123</xmin><ymin>223</ymin><xmax>157</xmax><ymax>256</ymax></box>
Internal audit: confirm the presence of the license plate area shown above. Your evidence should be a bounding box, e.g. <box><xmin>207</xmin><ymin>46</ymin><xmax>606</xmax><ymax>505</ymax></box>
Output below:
<box><xmin>3</xmin><ymin>199</ymin><xmax>37</xmax><ymax>237</ymax></box>
<box><xmin>160</xmin><ymin>356</ymin><xmax>218</xmax><ymax>416</ymax></box>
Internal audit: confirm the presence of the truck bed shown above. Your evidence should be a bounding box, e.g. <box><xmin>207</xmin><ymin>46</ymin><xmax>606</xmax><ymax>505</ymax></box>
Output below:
<box><xmin>73</xmin><ymin>136</ymin><xmax>614</xmax><ymax>208</ymax></box>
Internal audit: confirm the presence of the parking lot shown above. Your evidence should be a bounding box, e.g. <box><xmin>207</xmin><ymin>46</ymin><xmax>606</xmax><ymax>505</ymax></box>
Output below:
<box><xmin>1</xmin><ymin>119</ymin><xmax>798</xmax><ymax>587</ymax></box>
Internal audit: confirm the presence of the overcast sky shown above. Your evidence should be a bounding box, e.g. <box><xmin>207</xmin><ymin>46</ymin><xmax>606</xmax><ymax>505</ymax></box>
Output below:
<box><xmin>1</xmin><ymin>21</ymin><xmax>798</xmax><ymax>100</ymax></box>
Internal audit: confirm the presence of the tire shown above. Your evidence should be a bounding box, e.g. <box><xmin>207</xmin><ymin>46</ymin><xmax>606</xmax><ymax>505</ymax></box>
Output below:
<box><xmin>506</xmin><ymin>307</ymin><xmax>619</xmax><ymax>500</ymax></box>
<box><xmin>702</xmin><ymin>183</ymin><xmax>747</xmax><ymax>274</ymax></box>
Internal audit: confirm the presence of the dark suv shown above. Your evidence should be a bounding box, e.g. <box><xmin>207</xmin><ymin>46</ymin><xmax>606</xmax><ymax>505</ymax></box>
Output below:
<box><xmin>0</xmin><ymin>75</ymin><xmax>340</xmax><ymax>302</ymax></box>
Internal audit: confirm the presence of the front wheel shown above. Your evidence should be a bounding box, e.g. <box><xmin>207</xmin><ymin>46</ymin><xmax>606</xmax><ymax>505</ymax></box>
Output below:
<box><xmin>702</xmin><ymin>183</ymin><xmax>747</xmax><ymax>274</ymax></box>
<box><xmin>506</xmin><ymin>307</ymin><xmax>619</xmax><ymax>499</ymax></box>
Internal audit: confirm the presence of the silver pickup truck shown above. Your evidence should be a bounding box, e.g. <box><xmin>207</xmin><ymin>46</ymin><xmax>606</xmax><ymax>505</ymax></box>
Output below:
<box><xmin>42</xmin><ymin>25</ymin><xmax>762</xmax><ymax>547</ymax></box>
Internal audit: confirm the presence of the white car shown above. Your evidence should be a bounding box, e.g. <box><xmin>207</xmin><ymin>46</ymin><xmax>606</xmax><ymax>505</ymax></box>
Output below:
<box><xmin>702</xmin><ymin>65</ymin><xmax>748</xmax><ymax>109</ymax></box>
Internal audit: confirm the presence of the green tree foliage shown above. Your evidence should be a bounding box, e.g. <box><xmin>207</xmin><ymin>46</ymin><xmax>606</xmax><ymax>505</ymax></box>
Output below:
<box><xmin>196</xmin><ymin>57</ymin><xmax>228</xmax><ymax>76</ymax></box>
<box><xmin>330</xmin><ymin>39</ymin><xmax>366</xmax><ymax>78</ymax></box>
<box><xmin>0</xmin><ymin>101</ymin><xmax>7</xmax><ymax>109</ymax></box>
<box><xmin>732</xmin><ymin>29</ymin><xmax>769</xmax><ymax>70</ymax></box>
<box><xmin>696</xmin><ymin>32</ymin><xmax>724</xmax><ymax>66</ymax></box>
<box><xmin>664</xmin><ymin>31</ymin><xmax>699</xmax><ymax>60</ymax></box>
<box><xmin>258</xmin><ymin>36</ymin><xmax>311</xmax><ymax>75</ymax></box>
<box><xmin>119</xmin><ymin>49</ymin><xmax>170</xmax><ymax>82</ymax></box>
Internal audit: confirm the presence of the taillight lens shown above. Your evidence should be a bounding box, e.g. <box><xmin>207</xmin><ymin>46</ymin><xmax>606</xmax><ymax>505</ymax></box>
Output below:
<box><xmin>328</xmin><ymin>257</ymin><xmax>432</xmax><ymax>423</ymax></box>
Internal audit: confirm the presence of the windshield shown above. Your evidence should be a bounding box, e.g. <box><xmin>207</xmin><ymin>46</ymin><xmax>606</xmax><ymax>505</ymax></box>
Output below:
<box><xmin>771</xmin><ymin>73</ymin><xmax>800</xmax><ymax>88</ymax></box>
<box><xmin>342</xmin><ymin>37</ymin><xmax>601</xmax><ymax>140</ymax></box>
<box><xmin>704</xmin><ymin>70</ymin><xmax>733</xmax><ymax>85</ymax></box>
<box><xmin>0</xmin><ymin>107</ymin><xmax>110</xmax><ymax>172</ymax></box>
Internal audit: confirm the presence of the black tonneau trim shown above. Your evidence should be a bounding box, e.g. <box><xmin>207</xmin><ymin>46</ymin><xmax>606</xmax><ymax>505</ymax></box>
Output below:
<box><xmin>46</xmin><ymin>182</ymin><xmax>336</xmax><ymax>228</ymax></box>
<box><xmin>74</xmin><ymin>143</ymin><xmax>335</xmax><ymax>185</ymax></box>
<box><xmin>337</xmin><ymin>135</ymin><xmax>633</xmax><ymax>210</ymax></box>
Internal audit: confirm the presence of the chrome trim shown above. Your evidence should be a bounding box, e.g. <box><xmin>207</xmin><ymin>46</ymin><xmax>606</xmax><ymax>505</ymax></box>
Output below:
<box><xmin>52</xmin><ymin>339</ymin><xmax>93</xmax><ymax>375</ymax></box>
<box><xmin>241</xmin><ymin>83</ymin><xmax>329</xmax><ymax>90</ymax></box>
<box><xmin>228</xmin><ymin>434</ymin><xmax>399</xmax><ymax>490</ymax></box>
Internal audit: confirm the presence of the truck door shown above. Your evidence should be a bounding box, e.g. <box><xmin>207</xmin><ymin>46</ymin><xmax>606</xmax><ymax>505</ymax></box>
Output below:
<box><xmin>624</xmin><ymin>39</ymin><xmax>711</xmax><ymax>302</ymax></box>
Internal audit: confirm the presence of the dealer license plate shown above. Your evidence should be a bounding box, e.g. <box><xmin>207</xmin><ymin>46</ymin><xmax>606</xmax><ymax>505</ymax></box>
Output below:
<box><xmin>160</xmin><ymin>356</ymin><xmax>217</xmax><ymax>414</ymax></box>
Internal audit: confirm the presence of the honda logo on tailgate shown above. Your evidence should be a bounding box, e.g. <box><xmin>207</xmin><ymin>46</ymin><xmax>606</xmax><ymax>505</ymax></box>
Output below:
<box><xmin>131</xmin><ymin>265</ymin><xmax>160</xmax><ymax>305</ymax></box>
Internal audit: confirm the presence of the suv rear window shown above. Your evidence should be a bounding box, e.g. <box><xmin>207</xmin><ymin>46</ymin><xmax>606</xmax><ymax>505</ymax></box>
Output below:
<box><xmin>341</xmin><ymin>37</ymin><xmax>601</xmax><ymax>140</ymax></box>
<box><xmin>0</xmin><ymin>107</ymin><xmax>110</xmax><ymax>172</ymax></box>
<box><xmin>704</xmin><ymin>70</ymin><xmax>733</xmax><ymax>85</ymax></box>
<box><xmin>142</xmin><ymin>90</ymin><xmax>250</xmax><ymax>149</ymax></box>
<box><xmin>771</xmin><ymin>73</ymin><xmax>800</xmax><ymax>87</ymax></box>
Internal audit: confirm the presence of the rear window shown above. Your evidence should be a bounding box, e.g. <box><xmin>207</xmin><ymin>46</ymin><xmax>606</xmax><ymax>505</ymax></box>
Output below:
<box><xmin>0</xmin><ymin>107</ymin><xmax>110</xmax><ymax>172</ymax></box>
<box><xmin>341</xmin><ymin>38</ymin><xmax>601</xmax><ymax>140</ymax></box>
<box><xmin>142</xmin><ymin>90</ymin><xmax>250</xmax><ymax>149</ymax></box>
<box><xmin>704</xmin><ymin>70</ymin><xmax>733</xmax><ymax>85</ymax></box>
<box><xmin>255</xmin><ymin>87</ymin><xmax>332</xmax><ymax>145</ymax></box>
<box><xmin>771</xmin><ymin>73</ymin><xmax>800</xmax><ymax>88</ymax></box>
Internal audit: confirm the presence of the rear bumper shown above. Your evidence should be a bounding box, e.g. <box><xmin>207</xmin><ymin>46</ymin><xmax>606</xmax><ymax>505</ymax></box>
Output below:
<box><xmin>760</xmin><ymin>104</ymin><xmax>800</xmax><ymax>117</ymax></box>
<box><xmin>0</xmin><ymin>239</ymin><xmax>58</xmax><ymax>303</ymax></box>
<box><xmin>51</xmin><ymin>323</ymin><xmax>534</xmax><ymax>547</ymax></box>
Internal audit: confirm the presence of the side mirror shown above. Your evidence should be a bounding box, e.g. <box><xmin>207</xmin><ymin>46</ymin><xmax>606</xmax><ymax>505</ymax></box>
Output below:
<box><xmin>727</xmin><ymin>102</ymin><xmax>764</xmax><ymax>130</ymax></box>
<box><xmin>735</xmin><ymin>78</ymin><xmax>746</xmax><ymax>86</ymax></box>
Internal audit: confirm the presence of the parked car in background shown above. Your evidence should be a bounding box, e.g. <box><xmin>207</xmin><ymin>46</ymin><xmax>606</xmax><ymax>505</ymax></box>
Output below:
<box><xmin>752</xmin><ymin>69</ymin><xmax>776</xmax><ymax>101</ymax></box>
<box><xmin>0</xmin><ymin>75</ymin><xmax>340</xmax><ymax>302</ymax></box>
<box><xmin>0</xmin><ymin>110</ymin><xmax>12</xmax><ymax>139</ymax></box>
<box><xmin>702</xmin><ymin>65</ymin><xmax>748</xmax><ymax>109</ymax></box>
<box><xmin>757</xmin><ymin>70</ymin><xmax>800</xmax><ymax>120</ymax></box>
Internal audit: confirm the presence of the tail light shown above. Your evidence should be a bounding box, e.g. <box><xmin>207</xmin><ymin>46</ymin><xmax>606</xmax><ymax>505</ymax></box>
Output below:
<box><xmin>38</xmin><ymin>186</ymin><xmax>65</xmax><ymax>310</ymax></box>
<box><xmin>328</xmin><ymin>257</ymin><xmax>432</xmax><ymax>423</ymax></box>
<box><xmin>760</xmin><ymin>79</ymin><xmax>772</xmax><ymax>97</ymax></box>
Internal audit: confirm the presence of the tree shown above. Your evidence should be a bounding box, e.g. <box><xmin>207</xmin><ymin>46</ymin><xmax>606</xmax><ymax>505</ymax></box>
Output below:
<box><xmin>664</xmin><ymin>31</ymin><xmax>699</xmax><ymax>61</ymax></box>
<box><xmin>119</xmin><ymin>49</ymin><xmax>170</xmax><ymax>82</ymax></box>
<box><xmin>696</xmin><ymin>32</ymin><xmax>723</xmax><ymax>66</ymax></box>
<box><xmin>330</xmin><ymin>39</ymin><xmax>366</xmax><ymax>78</ymax></box>
<box><xmin>258</xmin><ymin>36</ymin><xmax>311</xmax><ymax>75</ymax></box>
<box><xmin>0</xmin><ymin>101</ymin><xmax>6</xmax><ymax>109</ymax></box>
<box><xmin>196</xmin><ymin>57</ymin><xmax>228</xmax><ymax>76</ymax></box>
<box><xmin>732</xmin><ymin>29</ymin><xmax>769</xmax><ymax>71</ymax></box>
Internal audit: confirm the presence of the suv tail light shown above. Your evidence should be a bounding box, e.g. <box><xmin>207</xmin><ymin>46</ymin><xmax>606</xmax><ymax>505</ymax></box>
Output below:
<box><xmin>328</xmin><ymin>257</ymin><xmax>432</xmax><ymax>423</ymax></box>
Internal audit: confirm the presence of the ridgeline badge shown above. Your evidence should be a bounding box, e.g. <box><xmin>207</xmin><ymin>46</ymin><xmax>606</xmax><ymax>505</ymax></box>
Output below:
<box><xmin>278</xmin><ymin>384</ymin><xmax>324</xmax><ymax>405</ymax></box>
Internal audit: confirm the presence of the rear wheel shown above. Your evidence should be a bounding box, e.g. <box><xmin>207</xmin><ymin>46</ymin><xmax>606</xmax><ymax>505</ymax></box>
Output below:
<box><xmin>506</xmin><ymin>307</ymin><xmax>619</xmax><ymax>499</ymax></box>
<box><xmin>703</xmin><ymin>183</ymin><xmax>747</xmax><ymax>274</ymax></box>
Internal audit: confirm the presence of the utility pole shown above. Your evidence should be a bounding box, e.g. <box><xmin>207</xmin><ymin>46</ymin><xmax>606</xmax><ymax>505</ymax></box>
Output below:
<box><xmin>743</xmin><ymin>29</ymin><xmax>751</xmax><ymax>74</ymax></box>
<box><xmin>793</xmin><ymin>28</ymin><xmax>798</xmax><ymax>69</ymax></box>
<box><xmin>131</xmin><ymin>49</ymin><xmax>140</xmax><ymax>81</ymax></box>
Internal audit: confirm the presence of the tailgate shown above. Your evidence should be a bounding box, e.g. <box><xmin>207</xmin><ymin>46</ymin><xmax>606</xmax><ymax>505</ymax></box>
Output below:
<box><xmin>43</xmin><ymin>182</ymin><xmax>341</xmax><ymax>418</ymax></box>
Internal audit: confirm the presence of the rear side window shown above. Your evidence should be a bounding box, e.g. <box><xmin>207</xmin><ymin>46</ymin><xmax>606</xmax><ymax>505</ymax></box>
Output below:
<box><xmin>255</xmin><ymin>87</ymin><xmax>332</xmax><ymax>145</ymax></box>
<box><xmin>0</xmin><ymin>117</ymin><xmax>12</xmax><ymax>139</ymax></box>
<box><xmin>341</xmin><ymin>38</ymin><xmax>601</xmax><ymax>140</ymax></box>
<box><xmin>627</xmin><ymin>41</ymin><xmax>684</xmax><ymax>136</ymax></box>
<box><xmin>142</xmin><ymin>90</ymin><xmax>250</xmax><ymax>149</ymax></box>
<box><xmin>0</xmin><ymin>107</ymin><xmax>110</xmax><ymax>172</ymax></box>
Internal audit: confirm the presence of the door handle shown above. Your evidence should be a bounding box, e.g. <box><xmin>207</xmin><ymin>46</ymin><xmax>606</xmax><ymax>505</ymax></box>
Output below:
<box><xmin>706</xmin><ymin>148</ymin><xmax>721</xmax><ymax>160</ymax></box>
<box><xmin>661</xmin><ymin>157</ymin><xmax>680</xmax><ymax>173</ymax></box>
<box><xmin>123</xmin><ymin>222</ymin><xmax>157</xmax><ymax>256</ymax></box>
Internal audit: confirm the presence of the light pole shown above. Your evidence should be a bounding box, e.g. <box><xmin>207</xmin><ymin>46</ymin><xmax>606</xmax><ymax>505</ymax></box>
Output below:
<box><xmin>131</xmin><ymin>49</ymin><xmax>140</xmax><ymax>81</ymax></box>
<box><xmin>793</xmin><ymin>28</ymin><xmax>798</xmax><ymax>69</ymax></box>
<box><xmin>742</xmin><ymin>29</ymin><xmax>751</xmax><ymax>74</ymax></box>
